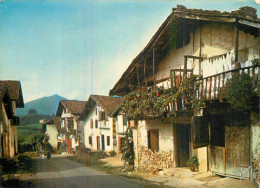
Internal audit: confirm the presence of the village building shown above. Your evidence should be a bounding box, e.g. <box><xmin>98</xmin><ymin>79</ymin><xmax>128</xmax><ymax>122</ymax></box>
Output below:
<box><xmin>56</xmin><ymin>100</ymin><xmax>86</xmax><ymax>152</ymax></box>
<box><xmin>42</xmin><ymin>118</ymin><xmax>61</xmax><ymax>150</ymax></box>
<box><xmin>80</xmin><ymin>95</ymin><xmax>124</xmax><ymax>152</ymax></box>
<box><xmin>0</xmin><ymin>80</ymin><xmax>24</xmax><ymax>158</ymax></box>
<box><xmin>109</xmin><ymin>5</ymin><xmax>260</xmax><ymax>180</ymax></box>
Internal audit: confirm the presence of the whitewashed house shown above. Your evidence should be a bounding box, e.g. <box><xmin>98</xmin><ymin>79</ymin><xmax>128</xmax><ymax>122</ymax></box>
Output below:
<box><xmin>42</xmin><ymin>118</ymin><xmax>61</xmax><ymax>150</ymax></box>
<box><xmin>56</xmin><ymin>100</ymin><xmax>86</xmax><ymax>152</ymax></box>
<box><xmin>110</xmin><ymin>5</ymin><xmax>260</xmax><ymax>179</ymax></box>
<box><xmin>81</xmin><ymin>95</ymin><xmax>124</xmax><ymax>152</ymax></box>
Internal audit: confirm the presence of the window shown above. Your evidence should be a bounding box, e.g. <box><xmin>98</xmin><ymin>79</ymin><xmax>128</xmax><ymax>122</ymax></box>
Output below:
<box><xmin>99</xmin><ymin>111</ymin><xmax>106</xmax><ymax>121</ymax></box>
<box><xmin>89</xmin><ymin>136</ymin><xmax>92</xmax><ymax>145</ymax></box>
<box><xmin>107</xmin><ymin>136</ymin><xmax>110</xmax><ymax>146</ymax></box>
<box><xmin>96</xmin><ymin>108</ymin><xmax>97</xmax><ymax>115</ymax></box>
<box><xmin>67</xmin><ymin>119</ymin><xmax>73</xmax><ymax>129</ymax></box>
<box><xmin>90</xmin><ymin>119</ymin><xmax>93</xmax><ymax>128</ymax></box>
<box><xmin>192</xmin><ymin>116</ymin><xmax>209</xmax><ymax>148</ymax></box>
<box><xmin>123</xmin><ymin>114</ymin><xmax>127</xmax><ymax>126</ymax></box>
<box><xmin>95</xmin><ymin>120</ymin><xmax>98</xmax><ymax>128</ymax></box>
<box><xmin>147</xmin><ymin>129</ymin><xmax>159</xmax><ymax>151</ymax></box>
<box><xmin>210</xmin><ymin>115</ymin><xmax>225</xmax><ymax>147</ymax></box>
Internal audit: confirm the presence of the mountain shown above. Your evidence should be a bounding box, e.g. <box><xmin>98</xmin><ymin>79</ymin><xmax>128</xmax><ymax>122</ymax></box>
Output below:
<box><xmin>17</xmin><ymin>94</ymin><xmax>67</xmax><ymax>116</ymax></box>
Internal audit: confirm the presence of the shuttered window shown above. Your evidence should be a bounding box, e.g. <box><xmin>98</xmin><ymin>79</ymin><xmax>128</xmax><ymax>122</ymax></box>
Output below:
<box><xmin>67</xmin><ymin>119</ymin><xmax>73</xmax><ymax>129</ymax></box>
<box><xmin>95</xmin><ymin>120</ymin><xmax>98</xmax><ymax>128</ymax></box>
<box><xmin>89</xmin><ymin>136</ymin><xmax>92</xmax><ymax>145</ymax></box>
<box><xmin>90</xmin><ymin>119</ymin><xmax>93</xmax><ymax>128</ymax></box>
<box><xmin>99</xmin><ymin>111</ymin><xmax>106</xmax><ymax>121</ymax></box>
<box><xmin>123</xmin><ymin>114</ymin><xmax>127</xmax><ymax>126</ymax></box>
<box><xmin>148</xmin><ymin>129</ymin><xmax>159</xmax><ymax>151</ymax></box>
<box><xmin>107</xmin><ymin>136</ymin><xmax>110</xmax><ymax>146</ymax></box>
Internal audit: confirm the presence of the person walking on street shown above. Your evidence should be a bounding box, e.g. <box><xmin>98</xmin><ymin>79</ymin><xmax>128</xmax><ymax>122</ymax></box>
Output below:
<box><xmin>40</xmin><ymin>147</ymin><xmax>45</xmax><ymax>162</ymax></box>
<box><xmin>47</xmin><ymin>150</ymin><xmax>51</xmax><ymax>160</ymax></box>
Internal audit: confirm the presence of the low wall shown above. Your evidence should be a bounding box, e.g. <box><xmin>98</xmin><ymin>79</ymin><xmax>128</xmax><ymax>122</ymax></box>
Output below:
<box><xmin>136</xmin><ymin>147</ymin><xmax>173</xmax><ymax>173</ymax></box>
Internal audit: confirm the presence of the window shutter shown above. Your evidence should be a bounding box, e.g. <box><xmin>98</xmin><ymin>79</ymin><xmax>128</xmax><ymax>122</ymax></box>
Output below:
<box><xmin>90</xmin><ymin>119</ymin><xmax>93</xmax><ymax>128</ymax></box>
<box><xmin>105</xmin><ymin>112</ymin><xmax>108</xmax><ymax>120</ymax></box>
<box><xmin>150</xmin><ymin>129</ymin><xmax>159</xmax><ymax>151</ymax></box>
<box><xmin>98</xmin><ymin>111</ymin><xmax>102</xmax><ymax>121</ymax></box>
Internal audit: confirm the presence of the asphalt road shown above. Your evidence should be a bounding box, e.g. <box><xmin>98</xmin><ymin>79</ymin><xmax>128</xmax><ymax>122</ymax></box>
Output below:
<box><xmin>20</xmin><ymin>156</ymin><xmax>164</xmax><ymax>188</ymax></box>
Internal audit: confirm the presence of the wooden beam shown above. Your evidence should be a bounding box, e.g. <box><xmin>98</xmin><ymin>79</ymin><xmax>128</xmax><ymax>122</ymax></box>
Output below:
<box><xmin>136</xmin><ymin>66</ymin><xmax>140</xmax><ymax>88</ymax></box>
<box><xmin>144</xmin><ymin>59</ymin><xmax>147</xmax><ymax>87</ymax></box>
<box><xmin>235</xmin><ymin>20</ymin><xmax>239</xmax><ymax>67</ymax></box>
<box><xmin>153</xmin><ymin>48</ymin><xmax>156</xmax><ymax>90</ymax></box>
<box><xmin>184</xmin><ymin>55</ymin><xmax>203</xmax><ymax>60</ymax></box>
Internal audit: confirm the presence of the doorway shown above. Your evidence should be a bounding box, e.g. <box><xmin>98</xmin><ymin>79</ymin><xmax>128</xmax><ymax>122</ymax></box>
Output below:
<box><xmin>175</xmin><ymin>124</ymin><xmax>190</xmax><ymax>167</ymax></box>
<box><xmin>97</xmin><ymin>136</ymin><xmax>100</xmax><ymax>150</ymax></box>
<box><xmin>101</xmin><ymin>135</ymin><xmax>105</xmax><ymax>150</ymax></box>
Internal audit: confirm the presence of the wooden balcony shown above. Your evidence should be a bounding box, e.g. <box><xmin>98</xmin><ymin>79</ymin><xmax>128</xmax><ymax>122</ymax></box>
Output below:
<box><xmin>194</xmin><ymin>65</ymin><xmax>259</xmax><ymax>101</ymax></box>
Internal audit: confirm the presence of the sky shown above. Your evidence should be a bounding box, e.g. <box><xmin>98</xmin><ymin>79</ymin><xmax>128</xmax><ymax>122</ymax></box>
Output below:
<box><xmin>0</xmin><ymin>0</ymin><xmax>259</xmax><ymax>103</ymax></box>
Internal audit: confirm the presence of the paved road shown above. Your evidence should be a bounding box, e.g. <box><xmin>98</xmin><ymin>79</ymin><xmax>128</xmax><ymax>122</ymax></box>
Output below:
<box><xmin>20</xmin><ymin>156</ymin><xmax>164</xmax><ymax>188</ymax></box>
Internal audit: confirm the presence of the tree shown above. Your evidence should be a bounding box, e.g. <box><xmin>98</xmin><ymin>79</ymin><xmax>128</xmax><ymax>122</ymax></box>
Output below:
<box><xmin>28</xmin><ymin>109</ymin><xmax>37</xmax><ymax>114</ymax></box>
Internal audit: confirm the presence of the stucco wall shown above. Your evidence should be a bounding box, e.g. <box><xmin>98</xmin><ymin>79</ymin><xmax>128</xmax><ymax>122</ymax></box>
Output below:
<box><xmin>46</xmin><ymin>124</ymin><xmax>58</xmax><ymax>148</ymax></box>
<box><xmin>134</xmin><ymin>118</ymin><xmax>174</xmax><ymax>171</ymax></box>
<box><xmin>251</xmin><ymin>112</ymin><xmax>260</xmax><ymax>179</ymax></box>
<box><xmin>150</xmin><ymin>22</ymin><xmax>259</xmax><ymax>82</ymax></box>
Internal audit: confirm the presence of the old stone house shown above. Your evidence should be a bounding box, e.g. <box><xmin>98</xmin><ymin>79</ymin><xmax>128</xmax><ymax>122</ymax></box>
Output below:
<box><xmin>0</xmin><ymin>80</ymin><xmax>24</xmax><ymax>158</ymax></box>
<box><xmin>56</xmin><ymin>100</ymin><xmax>86</xmax><ymax>152</ymax></box>
<box><xmin>80</xmin><ymin>95</ymin><xmax>124</xmax><ymax>152</ymax></box>
<box><xmin>109</xmin><ymin>5</ymin><xmax>260</xmax><ymax>180</ymax></box>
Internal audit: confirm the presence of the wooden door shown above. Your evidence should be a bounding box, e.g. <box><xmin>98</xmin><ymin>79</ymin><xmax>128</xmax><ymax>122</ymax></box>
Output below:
<box><xmin>101</xmin><ymin>135</ymin><xmax>105</xmax><ymax>150</ymax></box>
<box><xmin>177</xmin><ymin>124</ymin><xmax>190</xmax><ymax>167</ymax></box>
<box><xmin>225</xmin><ymin>125</ymin><xmax>250</xmax><ymax>178</ymax></box>
<box><xmin>97</xmin><ymin>136</ymin><xmax>100</xmax><ymax>150</ymax></box>
<box><xmin>66</xmin><ymin>138</ymin><xmax>71</xmax><ymax>152</ymax></box>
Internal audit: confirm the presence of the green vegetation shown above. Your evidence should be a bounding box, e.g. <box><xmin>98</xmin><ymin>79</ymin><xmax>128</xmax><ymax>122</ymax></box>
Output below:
<box><xmin>222</xmin><ymin>73</ymin><xmax>259</xmax><ymax>111</ymax></box>
<box><xmin>20</xmin><ymin>114</ymin><xmax>54</xmax><ymax>125</ymax></box>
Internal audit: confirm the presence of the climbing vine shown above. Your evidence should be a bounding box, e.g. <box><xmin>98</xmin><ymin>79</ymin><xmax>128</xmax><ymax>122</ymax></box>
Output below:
<box><xmin>121</xmin><ymin>74</ymin><xmax>202</xmax><ymax>120</ymax></box>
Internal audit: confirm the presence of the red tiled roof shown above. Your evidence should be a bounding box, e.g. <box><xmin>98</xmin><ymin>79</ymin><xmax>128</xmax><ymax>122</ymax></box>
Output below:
<box><xmin>56</xmin><ymin>100</ymin><xmax>86</xmax><ymax>116</ymax></box>
<box><xmin>0</xmin><ymin>80</ymin><xmax>24</xmax><ymax>108</ymax></box>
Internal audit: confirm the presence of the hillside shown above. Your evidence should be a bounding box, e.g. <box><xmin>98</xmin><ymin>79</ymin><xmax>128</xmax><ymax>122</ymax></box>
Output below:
<box><xmin>19</xmin><ymin>114</ymin><xmax>55</xmax><ymax>125</ymax></box>
<box><xmin>17</xmin><ymin>94</ymin><xmax>67</xmax><ymax>116</ymax></box>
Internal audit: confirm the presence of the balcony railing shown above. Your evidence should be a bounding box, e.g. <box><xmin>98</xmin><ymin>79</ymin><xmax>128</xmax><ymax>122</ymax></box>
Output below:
<box><xmin>194</xmin><ymin>65</ymin><xmax>259</xmax><ymax>101</ymax></box>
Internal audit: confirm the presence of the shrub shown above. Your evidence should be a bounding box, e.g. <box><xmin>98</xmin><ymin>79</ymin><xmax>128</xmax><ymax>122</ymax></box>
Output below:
<box><xmin>222</xmin><ymin>73</ymin><xmax>258</xmax><ymax>111</ymax></box>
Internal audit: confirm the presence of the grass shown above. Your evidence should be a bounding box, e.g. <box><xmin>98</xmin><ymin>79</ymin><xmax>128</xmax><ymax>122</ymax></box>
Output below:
<box><xmin>17</xmin><ymin>124</ymin><xmax>42</xmax><ymax>136</ymax></box>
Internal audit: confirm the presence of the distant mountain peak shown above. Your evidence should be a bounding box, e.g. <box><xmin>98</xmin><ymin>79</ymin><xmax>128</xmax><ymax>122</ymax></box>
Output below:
<box><xmin>17</xmin><ymin>94</ymin><xmax>68</xmax><ymax>116</ymax></box>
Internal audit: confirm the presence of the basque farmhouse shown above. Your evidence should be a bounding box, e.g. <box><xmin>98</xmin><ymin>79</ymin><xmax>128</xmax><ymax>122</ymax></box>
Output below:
<box><xmin>80</xmin><ymin>95</ymin><xmax>124</xmax><ymax>152</ymax></box>
<box><xmin>109</xmin><ymin>5</ymin><xmax>260</xmax><ymax>180</ymax></box>
<box><xmin>0</xmin><ymin>81</ymin><xmax>24</xmax><ymax>158</ymax></box>
<box><xmin>56</xmin><ymin>100</ymin><xmax>86</xmax><ymax>152</ymax></box>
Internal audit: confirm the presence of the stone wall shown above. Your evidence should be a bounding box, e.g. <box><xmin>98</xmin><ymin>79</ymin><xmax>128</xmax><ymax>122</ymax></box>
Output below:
<box><xmin>136</xmin><ymin>147</ymin><xmax>173</xmax><ymax>173</ymax></box>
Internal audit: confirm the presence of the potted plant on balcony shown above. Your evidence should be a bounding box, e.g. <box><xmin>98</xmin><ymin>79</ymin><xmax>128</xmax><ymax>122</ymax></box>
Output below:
<box><xmin>186</xmin><ymin>156</ymin><xmax>199</xmax><ymax>172</ymax></box>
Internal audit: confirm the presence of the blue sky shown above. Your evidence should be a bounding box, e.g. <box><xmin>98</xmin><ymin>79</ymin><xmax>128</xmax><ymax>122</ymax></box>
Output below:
<box><xmin>0</xmin><ymin>0</ymin><xmax>259</xmax><ymax>102</ymax></box>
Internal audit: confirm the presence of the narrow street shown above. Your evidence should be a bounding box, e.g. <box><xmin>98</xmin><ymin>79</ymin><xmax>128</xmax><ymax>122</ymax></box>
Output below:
<box><xmin>20</xmin><ymin>156</ymin><xmax>164</xmax><ymax>188</ymax></box>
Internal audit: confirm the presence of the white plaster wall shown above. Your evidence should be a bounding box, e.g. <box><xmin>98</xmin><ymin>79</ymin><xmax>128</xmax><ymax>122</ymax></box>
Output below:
<box><xmin>138</xmin><ymin>119</ymin><xmax>173</xmax><ymax>152</ymax></box>
<box><xmin>149</xmin><ymin>22</ymin><xmax>259</xmax><ymax>82</ymax></box>
<box><xmin>100</xmin><ymin>117</ymin><xmax>114</xmax><ymax>152</ymax></box>
<box><xmin>46</xmin><ymin>124</ymin><xmax>58</xmax><ymax>148</ymax></box>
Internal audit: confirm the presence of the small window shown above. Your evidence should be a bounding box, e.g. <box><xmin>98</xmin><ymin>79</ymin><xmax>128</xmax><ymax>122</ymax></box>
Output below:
<box><xmin>147</xmin><ymin>129</ymin><xmax>159</xmax><ymax>151</ymax></box>
<box><xmin>123</xmin><ymin>114</ymin><xmax>127</xmax><ymax>126</ymax></box>
<box><xmin>107</xmin><ymin>136</ymin><xmax>110</xmax><ymax>146</ymax></box>
<box><xmin>95</xmin><ymin>120</ymin><xmax>98</xmax><ymax>128</ymax></box>
<box><xmin>96</xmin><ymin>108</ymin><xmax>97</xmax><ymax>115</ymax></box>
<box><xmin>89</xmin><ymin>136</ymin><xmax>92</xmax><ymax>145</ymax></box>
<box><xmin>90</xmin><ymin>119</ymin><xmax>93</xmax><ymax>128</ymax></box>
<box><xmin>67</xmin><ymin>119</ymin><xmax>73</xmax><ymax>129</ymax></box>
<box><xmin>99</xmin><ymin>111</ymin><xmax>106</xmax><ymax>121</ymax></box>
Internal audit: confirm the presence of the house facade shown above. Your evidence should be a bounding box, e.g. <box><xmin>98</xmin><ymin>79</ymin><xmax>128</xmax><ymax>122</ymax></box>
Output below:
<box><xmin>0</xmin><ymin>81</ymin><xmax>24</xmax><ymax>158</ymax></box>
<box><xmin>43</xmin><ymin>118</ymin><xmax>61</xmax><ymax>150</ymax></box>
<box><xmin>81</xmin><ymin>95</ymin><xmax>124</xmax><ymax>152</ymax></box>
<box><xmin>110</xmin><ymin>5</ymin><xmax>260</xmax><ymax>179</ymax></box>
<box><xmin>56</xmin><ymin>100</ymin><xmax>86</xmax><ymax>152</ymax></box>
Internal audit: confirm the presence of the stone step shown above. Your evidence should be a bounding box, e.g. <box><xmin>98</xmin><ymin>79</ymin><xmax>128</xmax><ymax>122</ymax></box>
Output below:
<box><xmin>159</xmin><ymin>167</ymin><xmax>199</xmax><ymax>178</ymax></box>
